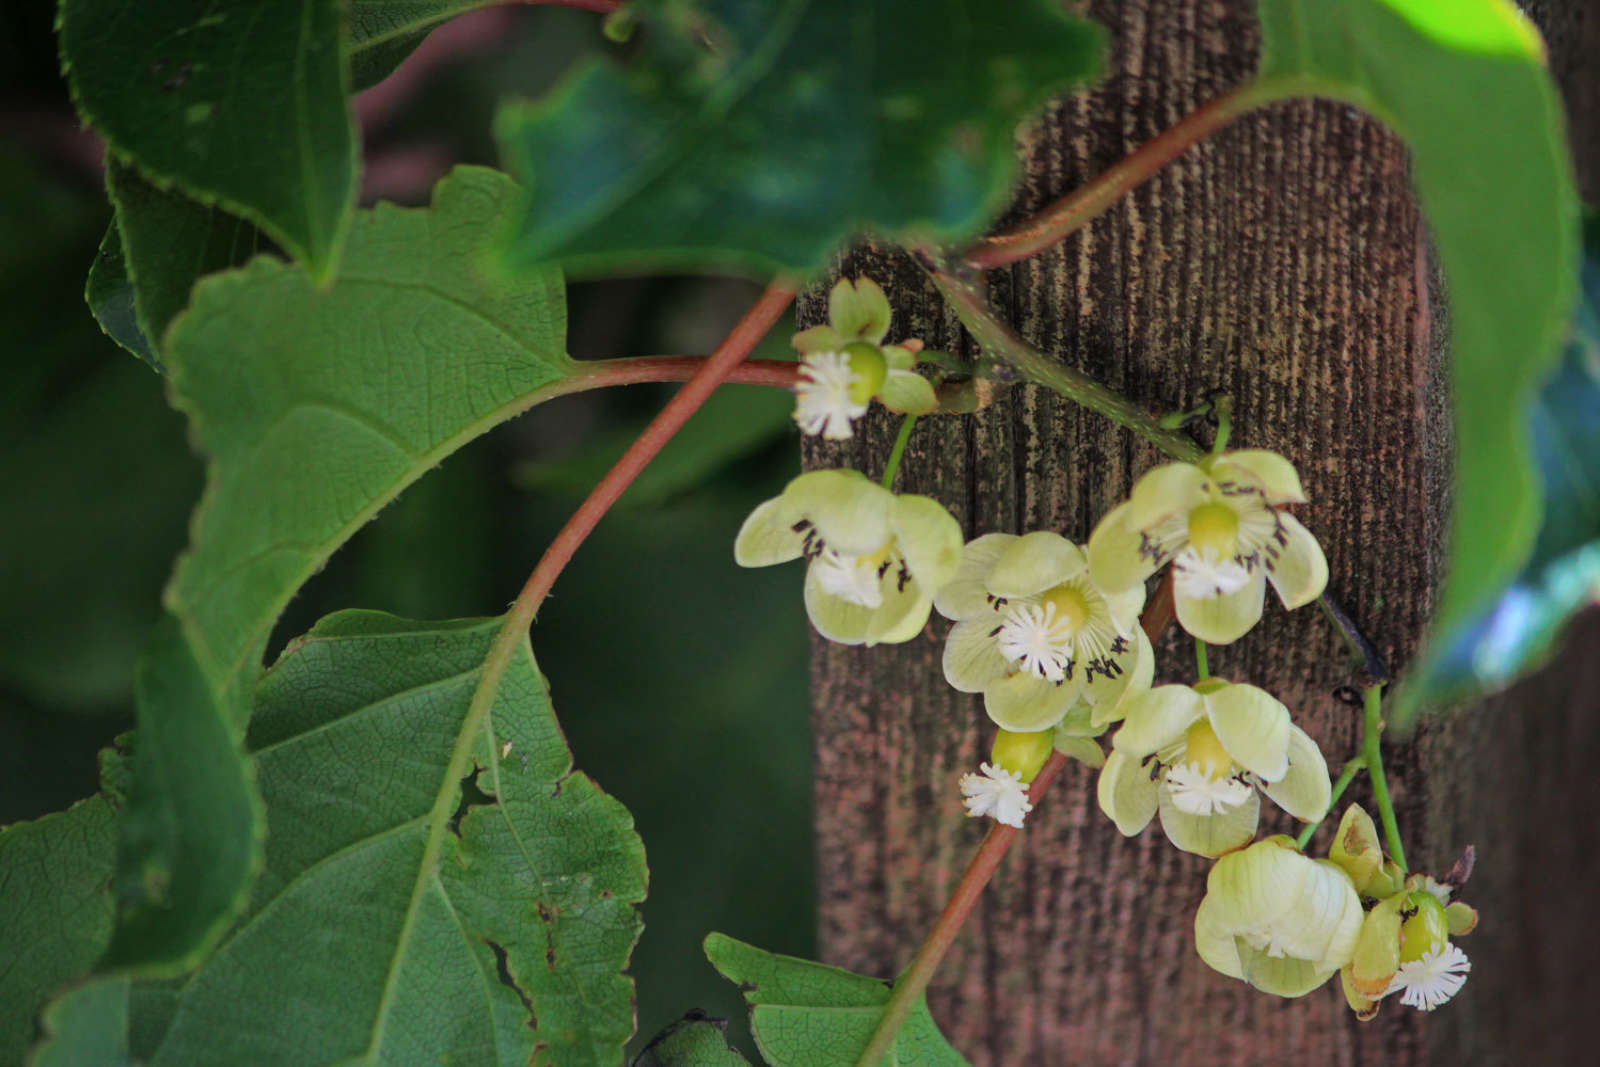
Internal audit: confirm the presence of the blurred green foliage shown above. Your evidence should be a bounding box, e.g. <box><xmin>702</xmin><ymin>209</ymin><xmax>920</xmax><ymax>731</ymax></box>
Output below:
<box><xmin>1</xmin><ymin>5</ymin><xmax>814</xmax><ymax>1056</ymax></box>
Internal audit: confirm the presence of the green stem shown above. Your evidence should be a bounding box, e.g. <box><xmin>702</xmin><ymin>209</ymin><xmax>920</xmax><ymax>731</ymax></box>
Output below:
<box><xmin>880</xmin><ymin>415</ymin><xmax>918</xmax><ymax>489</ymax></box>
<box><xmin>916</xmin><ymin>251</ymin><xmax>1203</xmax><ymax>462</ymax></box>
<box><xmin>1363</xmin><ymin>684</ymin><xmax>1407</xmax><ymax>872</ymax></box>
<box><xmin>1194</xmin><ymin>638</ymin><xmax>1210</xmax><ymax>681</ymax></box>
<box><xmin>1210</xmin><ymin>394</ymin><xmax>1233</xmax><ymax>454</ymax></box>
<box><xmin>1295</xmin><ymin>758</ymin><xmax>1365</xmax><ymax>850</ymax></box>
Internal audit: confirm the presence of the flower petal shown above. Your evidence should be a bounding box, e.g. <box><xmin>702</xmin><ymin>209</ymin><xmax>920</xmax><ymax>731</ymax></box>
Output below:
<box><xmin>934</xmin><ymin>533</ymin><xmax>1017</xmax><ymax>620</ymax></box>
<box><xmin>1111</xmin><ymin>685</ymin><xmax>1205</xmax><ymax>758</ymax></box>
<box><xmin>1088</xmin><ymin>502</ymin><xmax>1159</xmax><ymax>591</ymax></box>
<box><xmin>1053</xmin><ymin>733</ymin><xmax>1105</xmax><ymax>769</ymax></box>
<box><xmin>1127</xmin><ymin>461</ymin><xmax>1212</xmax><ymax>530</ymax></box>
<box><xmin>1174</xmin><ymin>567</ymin><xmax>1266</xmax><ymax>644</ymax></box>
<box><xmin>985</xmin><ymin>531</ymin><xmax>1087</xmax><ymax>598</ymax></box>
<box><xmin>1158</xmin><ymin>787</ymin><xmax>1259</xmax><ymax>857</ymax></box>
<box><xmin>734</xmin><ymin>495</ymin><xmax>805</xmax><ymax>567</ymax></box>
<box><xmin>882</xmin><ymin>344</ymin><xmax>916</xmax><ymax>371</ymax></box>
<box><xmin>1102</xmin><ymin>583</ymin><xmax>1147</xmax><ymax>630</ymax></box>
<box><xmin>1195</xmin><ymin>893</ymin><xmax>1246</xmax><ymax>980</ymax></box>
<box><xmin>1261</xmin><ymin>725</ymin><xmax>1331</xmax><ymax>821</ymax></box>
<box><xmin>1234</xmin><ymin>944</ymin><xmax>1334</xmax><ymax>998</ymax></box>
<box><xmin>878</xmin><ymin>369</ymin><xmax>938</xmax><ymax>415</ymax></box>
<box><xmin>1085</xmin><ymin>627</ymin><xmax>1153</xmax><ymax>722</ymax></box>
<box><xmin>984</xmin><ymin>671</ymin><xmax>1079</xmax><ymax>732</ymax></box>
<box><xmin>866</xmin><ymin>575</ymin><xmax>933</xmax><ymax>646</ymax></box>
<box><xmin>1097</xmin><ymin>750</ymin><xmax>1159</xmax><ymax>836</ymax></box>
<box><xmin>791</xmin><ymin>323</ymin><xmax>842</xmax><ymax>355</ymax></box>
<box><xmin>891</xmin><ymin>494</ymin><xmax>963</xmax><ymax>592</ymax></box>
<box><xmin>1208</xmin><ymin>450</ymin><xmax>1308</xmax><ymax>504</ymax></box>
<box><xmin>787</xmin><ymin>469</ymin><xmax>894</xmax><ymax>556</ymax></box>
<box><xmin>802</xmin><ymin>564</ymin><xmax>872</xmax><ymax>645</ymax></box>
<box><xmin>1348</xmin><ymin>895</ymin><xmax>1405</xmax><ymax>998</ymax></box>
<box><xmin>1203</xmin><ymin>683</ymin><xmax>1291</xmax><ymax>781</ymax></box>
<box><xmin>829</xmin><ymin>276</ymin><xmax>891</xmax><ymax>343</ymax></box>
<box><xmin>1265</xmin><ymin>512</ymin><xmax>1329</xmax><ymax>610</ymax></box>
<box><xmin>942</xmin><ymin>618</ymin><xmax>1009</xmax><ymax>692</ymax></box>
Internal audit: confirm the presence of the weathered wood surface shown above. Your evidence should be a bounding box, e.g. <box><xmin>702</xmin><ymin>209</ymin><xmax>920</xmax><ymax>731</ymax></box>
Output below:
<box><xmin>802</xmin><ymin>2</ymin><xmax>1596</xmax><ymax>1063</ymax></box>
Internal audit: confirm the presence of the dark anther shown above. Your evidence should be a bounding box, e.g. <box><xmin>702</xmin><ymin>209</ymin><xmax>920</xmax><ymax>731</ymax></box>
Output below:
<box><xmin>897</xmin><ymin>562</ymin><xmax>911</xmax><ymax>592</ymax></box>
<box><xmin>791</xmin><ymin>519</ymin><xmax>812</xmax><ymax>532</ymax></box>
<box><xmin>988</xmin><ymin>625</ymin><xmax>1003</xmax><ymax>638</ymax></box>
<box><xmin>1110</xmin><ymin>636</ymin><xmax>1130</xmax><ymax>655</ymax></box>
<box><xmin>878</xmin><ymin>560</ymin><xmax>892</xmax><ymax>579</ymax></box>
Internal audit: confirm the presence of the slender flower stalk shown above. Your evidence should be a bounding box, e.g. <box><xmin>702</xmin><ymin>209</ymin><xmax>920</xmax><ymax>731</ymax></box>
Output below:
<box><xmin>853</xmin><ymin>751</ymin><xmax>1067</xmax><ymax>1067</ymax></box>
<box><xmin>880</xmin><ymin>414</ymin><xmax>919</xmax><ymax>490</ymax></box>
<box><xmin>1295</xmin><ymin>758</ymin><xmax>1366</xmax><ymax>850</ymax></box>
<box><xmin>1363</xmin><ymin>684</ymin><xmax>1408</xmax><ymax>872</ymax></box>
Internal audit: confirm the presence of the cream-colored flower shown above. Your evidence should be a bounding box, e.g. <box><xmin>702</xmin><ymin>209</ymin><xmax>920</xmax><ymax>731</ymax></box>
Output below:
<box><xmin>934</xmin><ymin>532</ymin><xmax>1153</xmax><ymax>735</ymax></box>
<box><xmin>1088</xmin><ymin>451</ymin><xmax>1328</xmax><ymax>644</ymax></box>
<box><xmin>1195</xmin><ymin>836</ymin><xmax>1365</xmax><ymax>997</ymax></box>
<box><xmin>735</xmin><ymin>469</ymin><xmax>961</xmax><ymax>646</ymax></box>
<box><xmin>1338</xmin><ymin>859</ymin><xmax>1478</xmax><ymax>1019</ymax></box>
<box><xmin>1097</xmin><ymin>680</ymin><xmax>1330</xmax><ymax>857</ymax></box>
<box><xmin>790</xmin><ymin>277</ymin><xmax>937</xmax><ymax>440</ymax></box>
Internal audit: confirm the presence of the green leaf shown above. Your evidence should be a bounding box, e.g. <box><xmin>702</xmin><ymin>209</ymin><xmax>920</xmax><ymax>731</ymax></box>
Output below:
<box><xmin>122</xmin><ymin>611</ymin><xmax>645</xmax><ymax>1065</ymax></box>
<box><xmin>348</xmin><ymin>0</ymin><xmax>499</xmax><ymax>91</ymax></box>
<box><xmin>513</xmin><ymin>381</ymin><xmax>796</xmax><ymax>506</ymax></box>
<box><xmin>632</xmin><ymin>1013</ymin><xmax>750</xmax><ymax>1066</ymax></box>
<box><xmin>1254</xmin><ymin>0</ymin><xmax>1581</xmax><ymax>705</ymax></box>
<box><xmin>1406</xmin><ymin>214</ymin><xmax>1600</xmax><ymax>707</ymax></box>
<box><xmin>58</xmin><ymin>0</ymin><xmax>357</xmax><ymax>279</ymax></box>
<box><xmin>31</xmin><ymin>979</ymin><xmax>134</xmax><ymax>1067</ymax></box>
<box><xmin>93</xmin><ymin>159</ymin><xmax>264</xmax><ymax>366</ymax></box>
<box><xmin>0</xmin><ymin>797</ymin><xmax>116</xmax><ymax>1064</ymax></box>
<box><xmin>85</xmin><ymin>223</ymin><xmax>156</xmax><ymax>368</ymax></box>
<box><xmin>704</xmin><ymin>934</ymin><xmax>969</xmax><ymax>1067</ymax></box>
<box><xmin>100</xmin><ymin>618</ymin><xmax>263</xmax><ymax>973</ymax></box>
<box><xmin>496</xmin><ymin>0</ymin><xmax>1104</xmax><ymax>277</ymax></box>
<box><xmin>104</xmin><ymin>166</ymin><xmax>572</xmax><ymax>972</ymax></box>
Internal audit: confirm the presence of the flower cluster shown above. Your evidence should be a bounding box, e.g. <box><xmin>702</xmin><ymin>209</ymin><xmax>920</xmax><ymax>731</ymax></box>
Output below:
<box><xmin>740</xmin><ymin>275</ymin><xmax>1470</xmax><ymax>1017</ymax></box>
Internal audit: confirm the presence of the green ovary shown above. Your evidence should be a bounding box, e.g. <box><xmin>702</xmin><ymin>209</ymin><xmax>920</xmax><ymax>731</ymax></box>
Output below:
<box><xmin>1187</xmin><ymin>502</ymin><xmax>1239</xmax><ymax>556</ymax></box>
<box><xmin>841</xmin><ymin>341</ymin><xmax>888</xmax><ymax>403</ymax></box>
<box><xmin>1183</xmin><ymin>718</ymin><xmax>1235</xmax><ymax>780</ymax></box>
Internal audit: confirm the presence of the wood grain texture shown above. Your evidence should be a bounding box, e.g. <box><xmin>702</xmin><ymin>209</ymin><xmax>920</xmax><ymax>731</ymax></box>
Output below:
<box><xmin>802</xmin><ymin>1</ymin><xmax>1595</xmax><ymax>1063</ymax></box>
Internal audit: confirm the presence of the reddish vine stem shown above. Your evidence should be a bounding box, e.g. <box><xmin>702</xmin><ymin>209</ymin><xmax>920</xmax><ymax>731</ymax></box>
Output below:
<box><xmin>565</xmin><ymin>356</ymin><xmax>799</xmax><ymax>392</ymax></box>
<box><xmin>854</xmin><ymin>575</ymin><xmax>1176</xmax><ymax>1065</ymax></box>
<box><xmin>961</xmin><ymin>82</ymin><xmax>1284</xmax><ymax>270</ymax></box>
<box><xmin>517</xmin><ymin>281</ymin><xmax>798</xmax><ymax>614</ymax></box>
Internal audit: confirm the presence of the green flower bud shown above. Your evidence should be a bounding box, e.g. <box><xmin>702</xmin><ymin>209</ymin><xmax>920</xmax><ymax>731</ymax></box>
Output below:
<box><xmin>1328</xmin><ymin>803</ymin><xmax>1385</xmax><ymax>894</ymax></box>
<box><xmin>992</xmin><ymin>728</ymin><xmax>1054</xmax><ymax>783</ymax></box>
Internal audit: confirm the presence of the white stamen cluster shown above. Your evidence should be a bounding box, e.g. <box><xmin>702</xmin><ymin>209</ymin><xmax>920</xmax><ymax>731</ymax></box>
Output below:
<box><xmin>1172</xmin><ymin>545</ymin><xmax>1253</xmax><ymax>600</ymax></box>
<box><xmin>996</xmin><ymin>602</ymin><xmax>1076</xmax><ymax>682</ymax></box>
<box><xmin>1386</xmin><ymin>943</ymin><xmax>1471</xmax><ymax>1011</ymax></box>
<box><xmin>959</xmin><ymin>763</ymin><xmax>1033</xmax><ymax>828</ymax></box>
<box><xmin>1165</xmin><ymin>761</ymin><xmax>1252</xmax><ymax>815</ymax></box>
<box><xmin>793</xmin><ymin>351</ymin><xmax>867</xmax><ymax>440</ymax></box>
<box><xmin>1243</xmin><ymin>925</ymin><xmax>1300</xmax><ymax>960</ymax></box>
<box><xmin>812</xmin><ymin>549</ymin><xmax>883</xmax><ymax>608</ymax></box>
